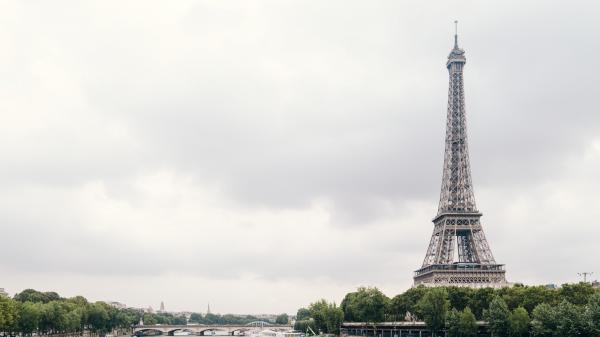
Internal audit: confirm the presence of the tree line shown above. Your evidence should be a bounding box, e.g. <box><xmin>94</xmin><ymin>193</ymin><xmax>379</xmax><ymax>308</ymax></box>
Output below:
<box><xmin>0</xmin><ymin>289</ymin><xmax>283</xmax><ymax>336</ymax></box>
<box><xmin>0</xmin><ymin>289</ymin><xmax>139</xmax><ymax>336</ymax></box>
<box><xmin>187</xmin><ymin>312</ymin><xmax>275</xmax><ymax>325</ymax></box>
<box><xmin>328</xmin><ymin>283</ymin><xmax>600</xmax><ymax>336</ymax></box>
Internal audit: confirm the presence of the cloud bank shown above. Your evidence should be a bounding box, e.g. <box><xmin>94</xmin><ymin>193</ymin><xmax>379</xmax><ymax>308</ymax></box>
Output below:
<box><xmin>1</xmin><ymin>0</ymin><xmax>599</xmax><ymax>313</ymax></box>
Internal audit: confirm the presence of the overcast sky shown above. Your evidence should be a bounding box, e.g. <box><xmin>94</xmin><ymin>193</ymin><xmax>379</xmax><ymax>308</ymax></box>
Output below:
<box><xmin>1</xmin><ymin>0</ymin><xmax>600</xmax><ymax>315</ymax></box>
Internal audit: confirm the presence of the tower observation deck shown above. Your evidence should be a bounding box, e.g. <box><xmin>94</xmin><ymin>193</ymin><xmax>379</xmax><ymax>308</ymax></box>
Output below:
<box><xmin>414</xmin><ymin>23</ymin><xmax>507</xmax><ymax>288</ymax></box>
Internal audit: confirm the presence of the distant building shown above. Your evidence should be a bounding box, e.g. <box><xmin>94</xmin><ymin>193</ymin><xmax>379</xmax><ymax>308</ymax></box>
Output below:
<box><xmin>255</xmin><ymin>314</ymin><xmax>277</xmax><ymax>321</ymax></box>
<box><xmin>108</xmin><ymin>301</ymin><xmax>127</xmax><ymax>309</ymax></box>
<box><xmin>174</xmin><ymin>311</ymin><xmax>192</xmax><ymax>319</ymax></box>
<box><xmin>592</xmin><ymin>280</ymin><xmax>600</xmax><ymax>288</ymax></box>
<box><xmin>159</xmin><ymin>301</ymin><xmax>165</xmax><ymax>313</ymax></box>
<box><xmin>0</xmin><ymin>288</ymin><xmax>8</xmax><ymax>297</ymax></box>
<box><xmin>545</xmin><ymin>284</ymin><xmax>558</xmax><ymax>289</ymax></box>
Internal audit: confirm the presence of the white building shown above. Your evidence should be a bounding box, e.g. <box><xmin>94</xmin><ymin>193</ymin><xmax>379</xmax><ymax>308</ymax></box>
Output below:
<box><xmin>108</xmin><ymin>301</ymin><xmax>127</xmax><ymax>309</ymax></box>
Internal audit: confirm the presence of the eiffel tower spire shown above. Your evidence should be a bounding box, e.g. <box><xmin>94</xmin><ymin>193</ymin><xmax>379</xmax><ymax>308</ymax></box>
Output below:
<box><xmin>438</xmin><ymin>20</ymin><xmax>476</xmax><ymax>215</ymax></box>
<box><xmin>454</xmin><ymin>20</ymin><xmax>459</xmax><ymax>49</ymax></box>
<box><xmin>414</xmin><ymin>23</ymin><xmax>507</xmax><ymax>288</ymax></box>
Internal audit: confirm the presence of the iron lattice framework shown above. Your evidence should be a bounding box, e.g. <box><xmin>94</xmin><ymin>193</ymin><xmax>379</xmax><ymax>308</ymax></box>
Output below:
<box><xmin>414</xmin><ymin>28</ymin><xmax>507</xmax><ymax>288</ymax></box>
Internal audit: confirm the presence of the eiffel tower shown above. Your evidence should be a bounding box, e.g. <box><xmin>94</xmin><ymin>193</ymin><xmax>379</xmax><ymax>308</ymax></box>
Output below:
<box><xmin>414</xmin><ymin>23</ymin><xmax>507</xmax><ymax>288</ymax></box>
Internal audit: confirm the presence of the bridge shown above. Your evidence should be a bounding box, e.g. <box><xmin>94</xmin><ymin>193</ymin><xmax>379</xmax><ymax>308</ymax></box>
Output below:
<box><xmin>133</xmin><ymin>322</ymin><xmax>293</xmax><ymax>336</ymax></box>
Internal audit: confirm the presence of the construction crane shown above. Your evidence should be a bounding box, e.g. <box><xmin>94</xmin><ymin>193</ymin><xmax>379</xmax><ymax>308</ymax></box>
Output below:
<box><xmin>578</xmin><ymin>272</ymin><xmax>594</xmax><ymax>283</ymax></box>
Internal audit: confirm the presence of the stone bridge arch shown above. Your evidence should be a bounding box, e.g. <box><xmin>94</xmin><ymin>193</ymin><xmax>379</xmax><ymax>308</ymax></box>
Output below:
<box><xmin>133</xmin><ymin>323</ymin><xmax>292</xmax><ymax>337</ymax></box>
<box><xmin>229</xmin><ymin>327</ymin><xmax>253</xmax><ymax>335</ymax></box>
<box><xmin>135</xmin><ymin>328</ymin><xmax>167</xmax><ymax>336</ymax></box>
<box><xmin>166</xmin><ymin>328</ymin><xmax>196</xmax><ymax>336</ymax></box>
<box><xmin>197</xmin><ymin>327</ymin><xmax>231</xmax><ymax>336</ymax></box>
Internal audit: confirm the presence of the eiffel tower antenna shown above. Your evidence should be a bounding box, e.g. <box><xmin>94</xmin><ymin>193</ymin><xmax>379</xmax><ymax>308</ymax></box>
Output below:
<box><xmin>454</xmin><ymin>20</ymin><xmax>458</xmax><ymax>47</ymax></box>
<box><xmin>413</xmin><ymin>25</ymin><xmax>507</xmax><ymax>288</ymax></box>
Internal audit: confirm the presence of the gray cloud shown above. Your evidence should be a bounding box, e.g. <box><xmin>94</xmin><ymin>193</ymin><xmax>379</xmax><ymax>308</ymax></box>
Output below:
<box><xmin>1</xmin><ymin>0</ymin><xmax>599</xmax><ymax>313</ymax></box>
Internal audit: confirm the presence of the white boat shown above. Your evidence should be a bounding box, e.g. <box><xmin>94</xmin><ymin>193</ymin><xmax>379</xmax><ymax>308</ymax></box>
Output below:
<box><xmin>255</xmin><ymin>331</ymin><xmax>303</xmax><ymax>337</ymax></box>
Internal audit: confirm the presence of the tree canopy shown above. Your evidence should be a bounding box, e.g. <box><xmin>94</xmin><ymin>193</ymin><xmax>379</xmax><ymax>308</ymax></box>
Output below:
<box><xmin>294</xmin><ymin>300</ymin><xmax>342</xmax><ymax>334</ymax></box>
<box><xmin>417</xmin><ymin>288</ymin><xmax>448</xmax><ymax>335</ymax></box>
<box><xmin>340</xmin><ymin>287</ymin><xmax>389</xmax><ymax>323</ymax></box>
<box><xmin>317</xmin><ymin>283</ymin><xmax>600</xmax><ymax>336</ymax></box>
<box><xmin>1</xmin><ymin>289</ymin><xmax>270</xmax><ymax>336</ymax></box>
<box><xmin>275</xmin><ymin>313</ymin><xmax>289</xmax><ymax>325</ymax></box>
<box><xmin>1</xmin><ymin>293</ymin><xmax>138</xmax><ymax>336</ymax></box>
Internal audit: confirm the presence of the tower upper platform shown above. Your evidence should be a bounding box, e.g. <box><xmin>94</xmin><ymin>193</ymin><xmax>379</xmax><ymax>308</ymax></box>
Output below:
<box><xmin>447</xmin><ymin>40</ymin><xmax>466</xmax><ymax>67</ymax></box>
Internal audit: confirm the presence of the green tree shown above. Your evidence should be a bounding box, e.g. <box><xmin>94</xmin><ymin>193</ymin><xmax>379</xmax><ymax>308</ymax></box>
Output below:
<box><xmin>417</xmin><ymin>288</ymin><xmax>448</xmax><ymax>336</ymax></box>
<box><xmin>345</xmin><ymin>287</ymin><xmax>389</xmax><ymax>322</ymax></box>
<box><xmin>586</xmin><ymin>292</ymin><xmax>600</xmax><ymax>336</ymax></box>
<box><xmin>508</xmin><ymin>307</ymin><xmax>529</xmax><ymax>337</ymax></box>
<box><xmin>324</xmin><ymin>305</ymin><xmax>344</xmax><ymax>334</ymax></box>
<box><xmin>111</xmin><ymin>308</ymin><xmax>136</xmax><ymax>330</ymax></box>
<box><xmin>520</xmin><ymin>286</ymin><xmax>557</xmax><ymax>313</ymax></box>
<box><xmin>446</xmin><ymin>309</ymin><xmax>460</xmax><ymax>337</ymax></box>
<box><xmin>530</xmin><ymin>303</ymin><xmax>557</xmax><ymax>337</ymax></box>
<box><xmin>497</xmin><ymin>285</ymin><xmax>525</xmax><ymax>311</ymax></box>
<box><xmin>18</xmin><ymin>302</ymin><xmax>41</xmax><ymax>335</ymax></box>
<box><xmin>447</xmin><ymin>287</ymin><xmax>473</xmax><ymax>312</ymax></box>
<box><xmin>388</xmin><ymin>286</ymin><xmax>427</xmax><ymax>321</ymax></box>
<box><xmin>559</xmin><ymin>282</ymin><xmax>595</xmax><ymax>306</ymax></box>
<box><xmin>142</xmin><ymin>313</ymin><xmax>157</xmax><ymax>325</ymax></box>
<box><xmin>189</xmin><ymin>312</ymin><xmax>203</xmax><ymax>323</ymax></box>
<box><xmin>496</xmin><ymin>284</ymin><xmax>557</xmax><ymax>313</ymax></box>
<box><xmin>309</xmin><ymin>300</ymin><xmax>326</xmax><ymax>332</ymax></box>
<box><xmin>308</xmin><ymin>300</ymin><xmax>343</xmax><ymax>334</ymax></box>
<box><xmin>66</xmin><ymin>296</ymin><xmax>89</xmax><ymax>307</ymax></box>
<box><xmin>293</xmin><ymin>319</ymin><xmax>317</xmax><ymax>333</ymax></box>
<box><xmin>341</xmin><ymin>292</ymin><xmax>359</xmax><ymax>322</ymax></box>
<box><xmin>64</xmin><ymin>308</ymin><xmax>83</xmax><ymax>333</ymax></box>
<box><xmin>203</xmin><ymin>312</ymin><xmax>219</xmax><ymax>324</ymax></box>
<box><xmin>171</xmin><ymin>315</ymin><xmax>187</xmax><ymax>325</ymax></box>
<box><xmin>296</xmin><ymin>308</ymin><xmax>311</xmax><ymax>321</ymax></box>
<box><xmin>46</xmin><ymin>301</ymin><xmax>69</xmax><ymax>333</ymax></box>
<box><xmin>468</xmin><ymin>287</ymin><xmax>495</xmax><ymax>319</ymax></box>
<box><xmin>555</xmin><ymin>299</ymin><xmax>589</xmax><ymax>336</ymax></box>
<box><xmin>14</xmin><ymin>290</ymin><xmax>61</xmax><ymax>304</ymax></box>
<box><xmin>275</xmin><ymin>313</ymin><xmax>289</xmax><ymax>325</ymax></box>
<box><xmin>487</xmin><ymin>296</ymin><xmax>510</xmax><ymax>337</ymax></box>
<box><xmin>0</xmin><ymin>295</ymin><xmax>19</xmax><ymax>334</ymax></box>
<box><xmin>87</xmin><ymin>302</ymin><xmax>109</xmax><ymax>333</ymax></box>
<box><xmin>457</xmin><ymin>307</ymin><xmax>477</xmax><ymax>337</ymax></box>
